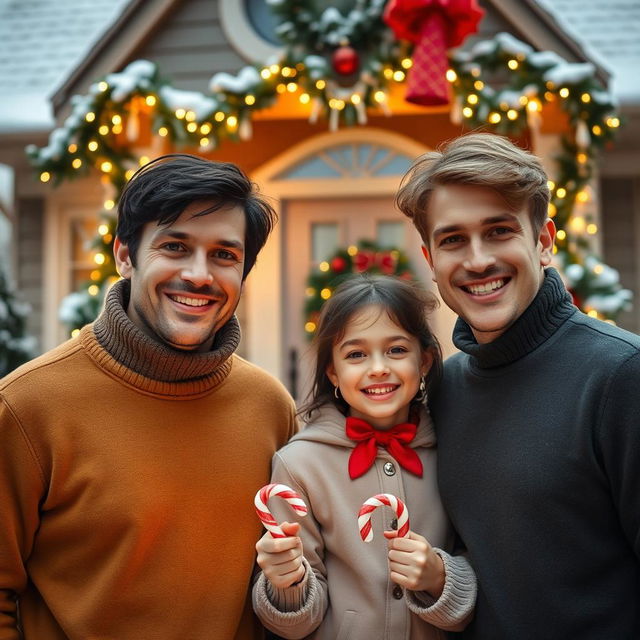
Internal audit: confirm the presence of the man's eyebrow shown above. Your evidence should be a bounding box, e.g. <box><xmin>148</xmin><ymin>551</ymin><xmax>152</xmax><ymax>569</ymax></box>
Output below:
<box><xmin>217</xmin><ymin>239</ymin><xmax>245</xmax><ymax>251</ymax></box>
<box><xmin>153</xmin><ymin>229</ymin><xmax>244</xmax><ymax>251</ymax></box>
<box><xmin>432</xmin><ymin>214</ymin><xmax>520</xmax><ymax>238</ymax></box>
<box><xmin>431</xmin><ymin>223</ymin><xmax>463</xmax><ymax>239</ymax></box>
<box><xmin>154</xmin><ymin>229</ymin><xmax>190</xmax><ymax>240</ymax></box>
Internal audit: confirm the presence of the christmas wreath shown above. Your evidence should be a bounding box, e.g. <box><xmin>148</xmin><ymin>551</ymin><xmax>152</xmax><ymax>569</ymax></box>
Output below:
<box><xmin>304</xmin><ymin>240</ymin><xmax>415</xmax><ymax>335</ymax></box>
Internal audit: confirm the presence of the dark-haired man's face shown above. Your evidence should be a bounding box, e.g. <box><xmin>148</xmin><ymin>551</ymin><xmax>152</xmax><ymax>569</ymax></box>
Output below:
<box><xmin>114</xmin><ymin>201</ymin><xmax>246</xmax><ymax>351</ymax></box>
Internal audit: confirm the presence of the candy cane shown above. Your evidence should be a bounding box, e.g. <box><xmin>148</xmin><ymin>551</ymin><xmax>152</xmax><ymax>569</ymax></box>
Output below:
<box><xmin>358</xmin><ymin>493</ymin><xmax>409</xmax><ymax>542</ymax></box>
<box><xmin>255</xmin><ymin>483</ymin><xmax>307</xmax><ymax>538</ymax></box>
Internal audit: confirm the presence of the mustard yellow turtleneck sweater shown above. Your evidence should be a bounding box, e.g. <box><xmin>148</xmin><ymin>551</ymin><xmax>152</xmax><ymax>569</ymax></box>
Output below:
<box><xmin>0</xmin><ymin>280</ymin><xmax>298</xmax><ymax>640</ymax></box>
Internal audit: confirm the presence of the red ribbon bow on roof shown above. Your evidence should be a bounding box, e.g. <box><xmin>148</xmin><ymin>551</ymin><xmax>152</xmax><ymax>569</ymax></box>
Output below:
<box><xmin>384</xmin><ymin>0</ymin><xmax>484</xmax><ymax>105</ymax></box>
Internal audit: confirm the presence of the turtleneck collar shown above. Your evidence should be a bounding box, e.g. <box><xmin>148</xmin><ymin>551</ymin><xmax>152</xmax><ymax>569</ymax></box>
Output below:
<box><xmin>452</xmin><ymin>267</ymin><xmax>576</xmax><ymax>369</ymax></box>
<box><xmin>80</xmin><ymin>279</ymin><xmax>241</xmax><ymax>396</ymax></box>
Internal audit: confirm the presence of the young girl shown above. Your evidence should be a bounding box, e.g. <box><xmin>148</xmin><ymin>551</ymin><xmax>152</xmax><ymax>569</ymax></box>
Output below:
<box><xmin>252</xmin><ymin>275</ymin><xmax>476</xmax><ymax>639</ymax></box>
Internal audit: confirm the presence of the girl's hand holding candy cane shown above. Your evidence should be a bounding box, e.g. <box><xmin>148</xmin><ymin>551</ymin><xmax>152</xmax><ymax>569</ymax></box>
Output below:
<box><xmin>255</xmin><ymin>522</ymin><xmax>306</xmax><ymax>589</ymax></box>
<box><xmin>358</xmin><ymin>493</ymin><xmax>445</xmax><ymax>598</ymax></box>
<box><xmin>384</xmin><ymin>529</ymin><xmax>445</xmax><ymax>598</ymax></box>
<box><xmin>254</xmin><ymin>484</ymin><xmax>308</xmax><ymax>589</ymax></box>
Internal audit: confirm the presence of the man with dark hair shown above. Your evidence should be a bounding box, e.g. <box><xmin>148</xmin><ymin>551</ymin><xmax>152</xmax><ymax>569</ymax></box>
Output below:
<box><xmin>0</xmin><ymin>154</ymin><xmax>297</xmax><ymax>639</ymax></box>
<box><xmin>397</xmin><ymin>133</ymin><xmax>640</xmax><ymax>638</ymax></box>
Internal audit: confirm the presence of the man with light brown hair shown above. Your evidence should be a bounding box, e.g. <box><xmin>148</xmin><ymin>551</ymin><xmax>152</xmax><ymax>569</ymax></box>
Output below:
<box><xmin>396</xmin><ymin>132</ymin><xmax>640</xmax><ymax>639</ymax></box>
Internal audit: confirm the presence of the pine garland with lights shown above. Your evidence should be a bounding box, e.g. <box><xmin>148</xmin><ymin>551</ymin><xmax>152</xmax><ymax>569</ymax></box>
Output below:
<box><xmin>26</xmin><ymin>11</ymin><xmax>631</xmax><ymax>330</ymax></box>
<box><xmin>303</xmin><ymin>240</ymin><xmax>415</xmax><ymax>336</ymax></box>
<box><xmin>265</xmin><ymin>0</ymin><xmax>409</xmax><ymax>128</ymax></box>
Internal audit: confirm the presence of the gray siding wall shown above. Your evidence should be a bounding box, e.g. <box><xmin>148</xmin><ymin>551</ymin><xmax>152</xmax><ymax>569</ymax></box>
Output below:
<box><xmin>130</xmin><ymin>0</ymin><xmax>247</xmax><ymax>92</ymax></box>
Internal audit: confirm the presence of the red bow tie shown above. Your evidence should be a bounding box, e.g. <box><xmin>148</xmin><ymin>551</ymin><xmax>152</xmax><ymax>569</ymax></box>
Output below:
<box><xmin>345</xmin><ymin>416</ymin><xmax>423</xmax><ymax>479</ymax></box>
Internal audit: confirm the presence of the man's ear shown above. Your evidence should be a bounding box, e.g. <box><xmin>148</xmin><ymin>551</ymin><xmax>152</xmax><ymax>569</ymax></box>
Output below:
<box><xmin>421</xmin><ymin>244</ymin><xmax>434</xmax><ymax>269</ymax></box>
<box><xmin>421</xmin><ymin>244</ymin><xmax>436</xmax><ymax>282</ymax></box>
<box><xmin>538</xmin><ymin>218</ymin><xmax>556</xmax><ymax>266</ymax></box>
<box><xmin>113</xmin><ymin>237</ymin><xmax>133</xmax><ymax>279</ymax></box>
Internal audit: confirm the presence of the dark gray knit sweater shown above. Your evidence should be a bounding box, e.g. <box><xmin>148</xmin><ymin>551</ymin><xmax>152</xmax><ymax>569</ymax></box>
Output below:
<box><xmin>431</xmin><ymin>268</ymin><xmax>640</xmax><ymax>639</ymax></box>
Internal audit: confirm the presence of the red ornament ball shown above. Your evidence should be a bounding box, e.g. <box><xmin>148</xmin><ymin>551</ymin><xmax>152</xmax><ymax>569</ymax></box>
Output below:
<box><xmin>332</xmin><ymin>46</ymin><xmax>360</xmax><ymax>76</ymax></box>
<box><xmin>331</xmin><ymin>256</ymin><xmax>348</xmax><ymax>272</ymax></box>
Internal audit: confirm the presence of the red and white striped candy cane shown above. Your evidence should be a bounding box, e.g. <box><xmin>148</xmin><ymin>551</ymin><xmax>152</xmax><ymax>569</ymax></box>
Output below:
<box><xmin>358</xmin><ymin>493</ymin><xmax>409</xmax><ymax>542</ymax></box>
<box><xmin>254</xmin><ymin>483</ymin><xmax>307</xmax><ymax>538</ymax></box>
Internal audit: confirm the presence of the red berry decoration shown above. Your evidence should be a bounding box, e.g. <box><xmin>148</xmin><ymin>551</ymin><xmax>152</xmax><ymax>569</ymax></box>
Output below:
<box><xmin>304</xmin><ymin>241</ymin><xmax>416</xmax><ymax>339</ymax></box>
<box><xmin>331</xmin><ymin>256</ymin><xmax>347</xmax><ymax>272</ymax></box>
<box><xmin>332</xmin><ymin>46</ymin><xmax>360</xmax><ymax>76</ymax></box>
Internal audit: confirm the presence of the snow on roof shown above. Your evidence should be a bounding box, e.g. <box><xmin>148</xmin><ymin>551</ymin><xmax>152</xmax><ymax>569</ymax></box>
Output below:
<box><xmin>535</xmin><ymin>0</ymin><xmax>640</xmax><ymax>104</ymax></box>
<box><xmin>0</xmin><ymin>0</ymin><xmax>131</xmax><ymax>133</ymax></box>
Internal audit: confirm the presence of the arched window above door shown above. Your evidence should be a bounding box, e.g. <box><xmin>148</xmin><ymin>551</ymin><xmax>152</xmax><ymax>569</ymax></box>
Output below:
<box><xmin>275</xmin><ymin>142</ymin><xmax>415</xmax><ymax>180</ymax></box>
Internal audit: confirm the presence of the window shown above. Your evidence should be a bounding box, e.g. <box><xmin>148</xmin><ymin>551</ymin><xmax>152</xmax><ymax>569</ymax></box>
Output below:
<box><xmin>219</xmin><ymin>0</ymin><xmax>282</xmax><ymax>63</ymax></box>
<box><xmin>311</xmin><ymin>222</ymin><xmax>339</xmax><ymax>263</ymax></box>
<box><xmin>377</xmin><ymin>221</ymin><xmax>405</xmax><ymax>248</ymax></box>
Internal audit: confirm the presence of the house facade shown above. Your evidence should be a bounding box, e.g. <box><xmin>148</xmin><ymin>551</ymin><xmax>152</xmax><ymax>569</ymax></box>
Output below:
<box><xmin>1</xmin><ymin>0</ymin><xmax>638</xmax><ymax>398</ymax></box>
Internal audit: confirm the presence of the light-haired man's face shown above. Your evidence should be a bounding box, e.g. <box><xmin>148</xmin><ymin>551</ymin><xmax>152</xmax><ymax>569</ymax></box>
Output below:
<box><xmin>421</xmin><ymin>184</ymin><xmax>555</xmax><ymax>344</ymax></box>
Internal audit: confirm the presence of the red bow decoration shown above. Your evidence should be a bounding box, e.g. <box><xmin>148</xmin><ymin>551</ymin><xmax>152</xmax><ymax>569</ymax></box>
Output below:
<box><xmin>353</xmin><ymin>250</ymin><xmax>398</xmax><ymax>275</ymax></box>
<box><xmin>384</xmin><ymin>0</ymin><xmax>484</xmax><ymax>106</ymax></box>
<box><xmin>346</xmin><ymin>416</ymin><xmax>423</xmax><ymax>479</ymax></box>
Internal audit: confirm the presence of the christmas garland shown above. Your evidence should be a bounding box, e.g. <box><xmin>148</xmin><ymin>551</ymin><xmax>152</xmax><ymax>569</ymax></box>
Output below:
<box><xmin>304</xmin><ymin>240</ymin><xmax>415</xmax><ymax>335</ymax></box>
<box><xmin>266</xmin><ymin>0</ymin><xmax>408</xmax><ymax>129</ymax></box>
<box><xmin>25</xmin><ymin>7</ymin><xmax>631</xmax><ymax>330</ymax></box>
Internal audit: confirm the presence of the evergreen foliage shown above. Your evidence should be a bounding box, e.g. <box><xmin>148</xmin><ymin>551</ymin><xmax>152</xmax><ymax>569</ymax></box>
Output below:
<box><xmin>0</xmin><ymin>269</ymin><xmax>36</xmax><ymax>377</ymax></box>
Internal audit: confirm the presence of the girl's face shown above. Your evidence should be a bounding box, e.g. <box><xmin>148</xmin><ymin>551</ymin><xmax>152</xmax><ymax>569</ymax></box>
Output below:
<box><xmin>326</xmin><ymin>304</ymin><xmax>431</xmax><ymax>430</ymax></box>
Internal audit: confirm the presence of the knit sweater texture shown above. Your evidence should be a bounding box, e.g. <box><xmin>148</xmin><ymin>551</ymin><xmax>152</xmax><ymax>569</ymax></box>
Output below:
<box><xmin>0</xmin><ymin>279</ymin><xmax>298</xmax><ymax>640</ymax></box>
<box><xmin>431</xmin><ymin>268</ymin><xmax>640</xmax><ymax>639</ymax></box>
<box><xmin>253</xmin><ymin>403</ymin><xmax>476</xmax><ymax>639</ymax></box>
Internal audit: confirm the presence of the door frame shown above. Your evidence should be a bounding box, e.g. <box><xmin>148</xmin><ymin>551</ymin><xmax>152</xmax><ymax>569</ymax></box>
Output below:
<box><xmin>247</xmin><ymin>127</ymin><xmax>428</xmax><ymax>380</ymax></box>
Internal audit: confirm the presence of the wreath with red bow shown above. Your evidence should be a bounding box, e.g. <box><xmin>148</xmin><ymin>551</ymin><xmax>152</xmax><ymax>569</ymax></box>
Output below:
<box><xmin>304</xmin><ymin>240</ymin><xmax>416</xmax><ymax>336</ymax></box>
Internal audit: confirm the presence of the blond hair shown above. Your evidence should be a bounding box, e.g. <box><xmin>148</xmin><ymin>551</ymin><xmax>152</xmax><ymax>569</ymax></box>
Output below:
<box><xmin>396</xmin><ymin>133</ymin><xmax>550</xmax><ymax>244</ymax></box>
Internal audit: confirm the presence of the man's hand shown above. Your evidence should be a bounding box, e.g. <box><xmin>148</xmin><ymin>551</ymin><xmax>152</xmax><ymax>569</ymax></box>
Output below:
<box><xmin>256</xmin><ymin>522</ymin><xmax>306</xmax><ymax>589</ymax></box>
<box><xmin>384</xmin><ymin>529</ymin><xmax>445</xmax><ymax>598</ymax></box>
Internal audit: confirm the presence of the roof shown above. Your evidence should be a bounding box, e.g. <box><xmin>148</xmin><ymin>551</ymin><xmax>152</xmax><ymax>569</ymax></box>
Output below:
<box><xmin>535</xmin><ymin>0</ymin><xmax>640</xmax><ymax>104</ymax></box>
<box><xmin>0</xmin><ymin>0</ymin><xmax>638</xmax><ymax>136</ymax></box>
<box><xmin>0</xmin><ymin>0</ymin><xmax>131</xmax><ymax>133</ymax></box>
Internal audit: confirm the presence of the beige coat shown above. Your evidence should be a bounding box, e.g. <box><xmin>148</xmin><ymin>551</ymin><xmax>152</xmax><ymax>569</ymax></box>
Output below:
<box><xmin>253</xmin><ymin>404</ymin><xmax>476</xmax><ymax>640</ymax></box>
